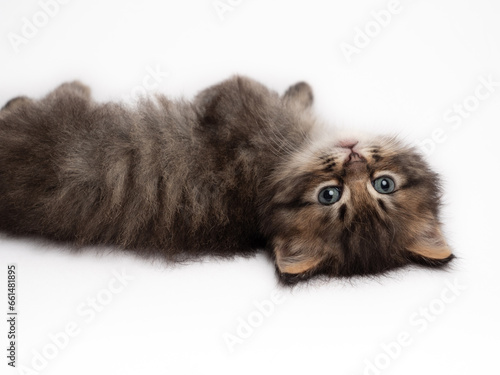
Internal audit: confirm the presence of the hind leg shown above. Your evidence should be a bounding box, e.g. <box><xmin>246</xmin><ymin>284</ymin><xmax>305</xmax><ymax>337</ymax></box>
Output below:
<box><xmin>1</xmin><ymin>96</ymin><xmax>32</xmax><ymax>112</ymax></box>
<box><xmin>2</xmin><ymin>81</ymin><xmax>92</xmax><ymax>112</ymax></box>
<box><xmin>54</xmin><ymin>80</ymin><xmax>92</xmax><ymax>99</ymax></box>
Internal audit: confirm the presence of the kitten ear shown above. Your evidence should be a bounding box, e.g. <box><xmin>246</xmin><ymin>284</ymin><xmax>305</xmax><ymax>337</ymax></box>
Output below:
<box><xmin>283</xmin><ymin>82</ymin><xmax>314</xmax><ymax>110</ymax></box>
<box><xmin>273</xmin><ymin>239</ymin><xmax>325</xmax><ymax>274</ymax></box>
<box><xmin>407</xmin><ymin>223</ymin><xmax>453</xmax><ymax>260</ymax></box>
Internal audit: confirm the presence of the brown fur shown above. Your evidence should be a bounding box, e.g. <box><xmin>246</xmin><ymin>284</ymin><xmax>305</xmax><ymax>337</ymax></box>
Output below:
<box><xmin>0</xmin><ymin>76</ymin><xmax>453</xmax><ymax>284</ymax></box>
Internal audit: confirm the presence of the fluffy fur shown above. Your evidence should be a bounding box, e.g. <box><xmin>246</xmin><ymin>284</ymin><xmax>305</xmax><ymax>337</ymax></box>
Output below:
<box><xmin>0</xmin><ymin>76</ymin><xmax>453</xmax><ymax>284</ymax></box>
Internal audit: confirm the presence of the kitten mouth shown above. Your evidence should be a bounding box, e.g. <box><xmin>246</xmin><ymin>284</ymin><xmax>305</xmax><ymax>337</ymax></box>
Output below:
<box><xmin>345</xmin><ymin>151</ymin><xmax>366</xmax><ymax>164</ymax></box>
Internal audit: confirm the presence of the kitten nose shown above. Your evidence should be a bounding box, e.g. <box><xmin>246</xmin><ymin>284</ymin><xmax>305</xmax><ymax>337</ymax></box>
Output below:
<box><xmin>338</xmin><ymin>140</ymin><xmax>365</xmax><ymax>165</ymax></box>
<box><xmin>338</xmin><ymin>140</ymin><xmax>358</xmax><ymax>149</ymax></box>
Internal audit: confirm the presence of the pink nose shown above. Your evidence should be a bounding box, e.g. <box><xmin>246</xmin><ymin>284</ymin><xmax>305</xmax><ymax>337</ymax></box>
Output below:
<box><xmin>338</xmin><ymin>140</ymin><xmax>358</xmax><ymax>149</ymax></box>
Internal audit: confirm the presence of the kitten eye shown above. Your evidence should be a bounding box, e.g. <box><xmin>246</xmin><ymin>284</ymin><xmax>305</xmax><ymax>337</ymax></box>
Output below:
<box><xmin>318</xmin><ymin>187</ymin><xmax>341</xmax><ymax>205</ymax></box>
<box><xmin>373</xmin><ymin>177</ymin><xmax>395</xmax><ymax>194</ymax></box>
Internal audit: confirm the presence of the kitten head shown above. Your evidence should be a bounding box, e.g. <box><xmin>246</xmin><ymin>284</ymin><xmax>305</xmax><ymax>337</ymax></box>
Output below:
<box><xmin>262</xmin><ymin>86</ymin><xmax>453</xmax><ymax>284</ymax></box>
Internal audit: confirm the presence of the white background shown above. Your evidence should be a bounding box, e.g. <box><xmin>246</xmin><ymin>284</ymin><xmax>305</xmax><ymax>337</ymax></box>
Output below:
<box><xmin>1</xmin><ymin>0</ymin><xmax>499</xmax><ymax>374</ymax></box>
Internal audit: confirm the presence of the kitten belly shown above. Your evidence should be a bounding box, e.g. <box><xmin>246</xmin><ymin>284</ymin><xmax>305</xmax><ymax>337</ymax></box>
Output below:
<box><xmin>0</xmin><ymin>97</ymin><xmax>263</xmax><ymax>259</ymax></box>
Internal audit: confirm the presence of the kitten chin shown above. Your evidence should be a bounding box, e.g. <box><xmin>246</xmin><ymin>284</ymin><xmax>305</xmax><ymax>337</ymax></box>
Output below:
<box><xmin>0</xmin><ymin>76</ymin><xmax>453</xmax><ymax>284</ymax></box>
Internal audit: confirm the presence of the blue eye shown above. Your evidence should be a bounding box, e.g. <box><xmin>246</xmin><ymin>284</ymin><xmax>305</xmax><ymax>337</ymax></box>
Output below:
<box><xmin>318</xmin><ymin>187</ymin><xmax>341</xmax><ymax>205</ymax></box>
<box><xmin>373</xmin><ymin>177</ymin><xmax>395</xmax><ymax>194</ymax></box>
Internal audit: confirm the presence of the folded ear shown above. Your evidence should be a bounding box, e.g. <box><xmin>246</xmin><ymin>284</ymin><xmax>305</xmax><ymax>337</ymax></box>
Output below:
<box><xmin>283</xmin><ymin>82</ymin><xmax>313</xmax><ymax>110</ymax></box>
<box><xmin>273</xmin><ymin>238</ymin><xmax>325</xmax><ymax>274</ymax></box>
<box><xmin>407</xmin><ymin>223</ymin><xmax>452</xmax><ymax>260</ymax></box>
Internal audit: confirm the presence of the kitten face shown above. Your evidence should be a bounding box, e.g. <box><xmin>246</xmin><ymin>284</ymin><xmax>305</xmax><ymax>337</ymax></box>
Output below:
<box><xmin>263</xmin><ymin>133</ymin><xmax>453</xmax><ymax>284</ymax></box>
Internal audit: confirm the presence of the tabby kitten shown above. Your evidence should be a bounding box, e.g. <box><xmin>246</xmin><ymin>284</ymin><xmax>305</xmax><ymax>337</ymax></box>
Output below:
<box><xmin>0</xmin><ymin>76</ymin><xmax>453</xmax><ymax>284</ymax></box>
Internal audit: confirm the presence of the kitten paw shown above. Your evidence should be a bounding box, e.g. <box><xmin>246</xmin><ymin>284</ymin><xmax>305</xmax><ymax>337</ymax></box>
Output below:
<box><xmin>1</xmin><ymin>96</ymin><xmax>31</xmax><ymax>112</ymax></box>
<box><xmin>56</xmin><ymin>81</ymin><xmax>92</xmax><ymax>99</ymax></box>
